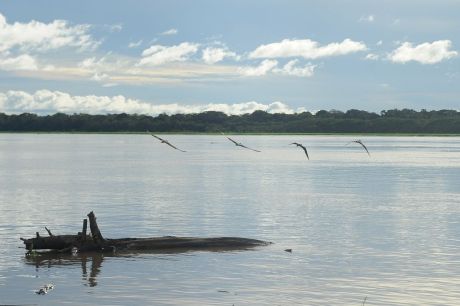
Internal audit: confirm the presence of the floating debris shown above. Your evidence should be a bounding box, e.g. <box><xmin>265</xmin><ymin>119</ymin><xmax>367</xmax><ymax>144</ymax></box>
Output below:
<box><xmin>35</xmin><ymin>283</ymin><xmax>55</xmax><ymax>295</ymax></box>
<box><xmin>21</xmin><ymin>211</ymin><xmax>270</xmax><ymax>254</ymax></box>
<box><xmin>35</xmin><ymin>288</ymin><xmax>47</xmax><ymax>295</ymax></box>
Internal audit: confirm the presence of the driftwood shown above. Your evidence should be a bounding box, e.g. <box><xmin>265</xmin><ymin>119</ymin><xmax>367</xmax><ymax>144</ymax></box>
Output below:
<box><xmin>21</xmin><ymin>211</ymin><xmax>270</xmax><ymax>254</ymax></box>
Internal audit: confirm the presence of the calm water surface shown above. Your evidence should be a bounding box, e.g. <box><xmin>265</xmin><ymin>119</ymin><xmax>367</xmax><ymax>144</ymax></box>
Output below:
<box><xmin>0</xmin><ymin>134</ymin><xmax>459</xmax><ymax>305</ymax></box>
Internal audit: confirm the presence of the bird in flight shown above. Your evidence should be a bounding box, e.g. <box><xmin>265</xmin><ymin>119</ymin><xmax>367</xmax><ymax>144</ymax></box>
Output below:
<box><xmin>347</xmin><ymin>139</ymin><xmax>370</xmax><ymax>156</ymax></box>
<box><xmin>291</xmin><ymin>142</ymin><xmax>309</xmax><ymax>160</ymax></box>
<box><xmin>221</xmin><ymin>132</ymin><xmax>261</xmax><ymax>152</ymax></box>
<box><xmin>150</xmin><ymin>134</ymin><xmax>186</xmax><ymax>152</ymax></box>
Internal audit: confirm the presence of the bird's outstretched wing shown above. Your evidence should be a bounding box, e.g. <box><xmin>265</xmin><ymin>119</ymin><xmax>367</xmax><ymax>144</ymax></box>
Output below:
<box><xmin>223</xmin><ymin>133</ymin><xmax>261</xmax><ymax>152</ymax></box>
<box><xmin>301</xmin><ymin>146</ymin><xmax>309</xmax><ymax>160</ymax></box>
<box><xmin>291</xmin><ymin>142</ymin><xmax>309</xmax><ymax>159</ymax></box>
<box><xmin>346</xmin><ymin>140</ymin><xmax>370</xmax><ymax>156</ymax></box>
<box><xmin>355</xmin><ymin>140</ymin><xmax>370</xmax><ymax>156</ymax></box>
<box><xmin>150</xmin><ymin>134</ymin><xmax>186</xmax><ymax>152</ymax></box>
<box><xmin>238</xmin><ymin>143</ymin><xmax>261</xmax><ymax>152</ymax></box>
<box><xmin>151</xmin><ymin>134</ymin><xmax>165</xmax><ymax>142</ymax></box>
<box><xmin>226</xmin><ymin>136</ymin><xmax>239</xmax><ymax>146</ymax></box>
<box><xmin>163</xmin><ymin>141</ymin><xmax>186</xmax><ymax>152</ymax></box>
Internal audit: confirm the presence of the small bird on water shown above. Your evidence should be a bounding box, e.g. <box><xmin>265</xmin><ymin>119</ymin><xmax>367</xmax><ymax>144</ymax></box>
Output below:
<box><xmin>347</xmin><ymin>139</ymin><xmax>370</xmax><ymax>156</ymax></box>
<box><xmin>150</xmin><ymin>133</ymin><xmax>186</xmax><ymax>152</ymax></box>
<box><xmin>290</xmin><ymin>142</ymin><xmax>309</xmax><ymax>160</ymax></box>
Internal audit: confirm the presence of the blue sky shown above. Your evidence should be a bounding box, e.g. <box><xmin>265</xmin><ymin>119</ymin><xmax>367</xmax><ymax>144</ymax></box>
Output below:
<box><xmin>0</xmin><ymin>0</ymin><xmax>458</xmax><ymax>115</ymax></box>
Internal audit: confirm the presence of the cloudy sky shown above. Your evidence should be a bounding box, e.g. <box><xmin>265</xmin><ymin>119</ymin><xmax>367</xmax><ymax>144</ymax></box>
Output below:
<box><xmin>0</xmin><ymin>0</ymin><xmax>458</xmax><ymax>115</ymax></box>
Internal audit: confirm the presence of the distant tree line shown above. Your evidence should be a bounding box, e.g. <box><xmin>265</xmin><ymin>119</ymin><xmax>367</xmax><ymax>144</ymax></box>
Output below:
<box><xmin>0</xmin><ymin>109</ymin><xmax>459</xmax><ymax>133</ymax></box>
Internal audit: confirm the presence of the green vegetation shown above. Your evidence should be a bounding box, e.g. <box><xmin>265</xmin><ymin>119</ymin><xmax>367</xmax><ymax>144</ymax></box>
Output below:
<box><xmin>1</xmin><ymin>109</ymin><xmax>459</xmax><ymax>134</ymax></box>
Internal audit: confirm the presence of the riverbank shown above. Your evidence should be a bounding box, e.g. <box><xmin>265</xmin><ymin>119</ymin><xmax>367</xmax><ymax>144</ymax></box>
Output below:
<box><xmin>1</xmin><ymin>131</ymin><xmax>460</xmax><ymax>136</ymax></box>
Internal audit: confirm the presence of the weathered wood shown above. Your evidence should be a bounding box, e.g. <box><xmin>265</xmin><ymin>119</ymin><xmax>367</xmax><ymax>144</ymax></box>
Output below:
<box><xmin>87</xmin><ymin>211</ymin><xmax>104</xmax><ymax>243</ymax></box>
<box><xmin>22</xmin><ymin>235</ymin><xmax>269</xmax><ymax>252</ymax></box>
<box><xmin>104</xmin><ymin>236</ymin><xmax>269</xmax><ymax>251</ymax></box>
<box><xmin>45</xmin><ymin>227</ymin><xmax>53</xmax><ymax>237</ymax></box>
<box><xmin>81</xmin><ymin>219</ymin><xmax>88</xmax><ymax>242</ymax></box>
<box><xmin>21</xmin><ymin>212</ymin><xmax>271</xmax><ymax>254</ymax></box>
<box><xmin>22</xmin><ymin>234</ymin><xmax>88</xmax><ymax>250</ymax></box>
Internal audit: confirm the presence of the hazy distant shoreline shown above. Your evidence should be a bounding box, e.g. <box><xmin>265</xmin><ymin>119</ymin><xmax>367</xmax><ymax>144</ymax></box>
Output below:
<box><xmin>1</xmin><ymin>131</ymin><xmax>459</xmax><ymax>136</ymax></box>
<box><xmin>1</xmin><ymin>109</ymin><xmax>459</xmax><ymax>134</ymax></box>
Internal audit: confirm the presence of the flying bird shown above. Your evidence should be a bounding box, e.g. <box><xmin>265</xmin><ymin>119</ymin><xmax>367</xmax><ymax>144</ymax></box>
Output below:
<box><xmin>291</xmin><ymin>142</ymin><xmax>309</xmax><ymax>160</ymax></box>
<box><xmin>150</xmin><ymin>134</ymin><xmax>186</xmax><ymax>152</ymax></box>
<box><xmin>221</xmin><ymin>132</ymin><xmax>261</xmax><ymax>152</ymax></box>
<box><xmin>347</xmin><ymin>139</ymin><xmax>370</xmax><ymax>156</ymax></box>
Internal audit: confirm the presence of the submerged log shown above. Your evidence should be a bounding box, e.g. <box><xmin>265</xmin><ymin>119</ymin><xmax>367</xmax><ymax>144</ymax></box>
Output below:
<box><xmin>21</xmin><ymin>212</ymin><xmax>270</xmax><ymax>254</ymax></box>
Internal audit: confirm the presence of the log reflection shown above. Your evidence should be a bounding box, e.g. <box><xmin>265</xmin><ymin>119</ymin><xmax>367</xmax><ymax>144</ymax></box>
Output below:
<box><xmin>24</xmin><ymin>252</ymin><xmax>108</xmax><ymax>287</ymax></box>
<box><xmin>23</xmin><ymin>246</ymin><xmax>263</xmax><ymax>287</ymax></box>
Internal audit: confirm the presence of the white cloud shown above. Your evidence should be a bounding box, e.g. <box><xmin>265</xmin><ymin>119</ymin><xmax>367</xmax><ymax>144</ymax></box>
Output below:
<box><xmin>0</xmin><ymin>54</ymin><xmax>38</xmax><ymax>71</ymax></box>
<box><xmin>78</xmin><ymin>54</ymin><xmax>125</xmax><ymax>72</ymax></box>
<box><xmin>388</xmin><ymin>40</ymin><xmax>458</xmax><ymax>64</ymax></box>
<box><xmin>0</xmin><ymin>89</ymin><xmax>154</xmax><ymax>114</ymax></box>
<box><xmin>128</xmin><ymin>40</ymin><xmax>143</xmax><ymax>48</ymax></box>
<box><xmin>273</xmin><ymin>60</ymin><xmax>316</xmax><ymax>77</ymax></box>
<box><xmin>202</xmin><ymin>47</ymin><xmax>237</xmax><ymax>64</ymax></box>
<box><xmin>202</xmin><ymin>101</ymin><xmax>300</xmax><ymax>114</ymax></box>
<box><xmin>110</xmin><ymin>24</ymin><xmax>123</xmax><ymax>32</ymax></box>
<box><xmin>102</xmin><ymin>83</ymin><xmax>118</xmax><ymax>88</ymax></box>
<box><xmin>0</xmin><ymin>12</ymin><xmax>99</xmax><ymax>53</ymax></box>
<box><xmin>265</xmin><ymin>101</ymin><xmax>298</xmax><ymax>114</ymax></box>
<box><xmin>14</xmin><ymin>58</ymin><xmax>241</xmax><ymax>85</ymax></box>
<box><xmin>160</xmin><ymin>28</ymin><xmax>178</xmax><ymax>36</ymax></box>
<box><xmin>365</xmin><ymin>53</ymin><xmax>379</xmax><ymax>60</ymax></box>
<box><xmin>138</xmin><ymin>42</ymin><xmax>199</xmax><ymax>66</ymax></box>
<box><xmin>79</xmin><ymin>57</ymin><xmax>98</xmax><ymax>69</ymax></box>
<box><xmin>76</xmin><ymin>54</ymin><xmax>132</xmax><ymax>86</ymax></box>
<box><xmin>90</xmin><ymin>72</ymin><xmax>109</xmax><ymax>81</ymax></box>
<box><xmin>249</xmin><ymin>38</ymin><xmax>367</xmax><ymax>59</ymax></box>
<box><xmin>0</xmin><ymin>89</ymin><xmax>304</xmax><ymax>115</ymax></box>
<box><xmin>359</xmin><ymin>15</ymin><xmax>375</xmax><ymax>23</ymax></box>
<box><xmin>90</xmin><ymin>72</ymin><xmax>118</xmax><ymax>87</ymax></box>
<box><xmin>376</xmin><ymin>40</ymin><xmax>383</xmax><ymax>46</ymax></box>
<box><xmin>238</xmin><ymin>59</ymin><xmax>278</xmax><ymax>76</ymax></box>
<box><xmin>239</xmin><ymin>59</ymin><xmax>315</xmax><ymax>78</ymax></box>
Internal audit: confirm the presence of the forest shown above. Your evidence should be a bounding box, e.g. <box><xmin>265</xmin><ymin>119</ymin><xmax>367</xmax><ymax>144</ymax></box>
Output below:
<box><xmin>0</xmin><ymin>109</ymin><xmax>459</xmax><ymax>133</ymax></box>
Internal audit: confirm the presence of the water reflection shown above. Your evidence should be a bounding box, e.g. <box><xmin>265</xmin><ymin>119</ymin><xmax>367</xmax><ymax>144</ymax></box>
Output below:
<box><xmin>24</xmin><ymin>252</ymin><xmax>106</xmax><ymax>287</ymax></box>
<box><xmin>1</xmin><ymin>134</ymin><xmax>459</xmax><ymax>305</ymax></box>
<box><xmin>22</xmin><ymin>246</ymin><xmax>258</xmax><ymax>288</ymax></box>
<box><xmin>82</xmin><ymin>253</ymin><xmax>102</xmax><ymax>287</ymax></box>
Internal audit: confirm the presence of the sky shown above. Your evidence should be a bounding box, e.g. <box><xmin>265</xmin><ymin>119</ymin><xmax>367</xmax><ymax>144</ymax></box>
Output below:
<box><xmin>0</xmin><ymin>0</ymin><xmax>458</xmax><ymax>115</ymax></box>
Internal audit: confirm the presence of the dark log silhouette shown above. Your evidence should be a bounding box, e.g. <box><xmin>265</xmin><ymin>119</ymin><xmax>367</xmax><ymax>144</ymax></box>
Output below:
<box><xmin>45</xmin><ymin>227</ymin><xmax>53</xmax><ymax>236</ymax></box>
<box><xmin>87</xmin><ymin>211</ymin><xmax>104</xmax><ymax>243</ymax></box>
<box><xmin>21</xmin><ymin>212</ymin><xmax>270</xmax><ymax>254</ymax></box>
<box><xmin>81</xmin><ymin>219</ymin><xmax>88</xmax><ymax>242</ymax></box>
